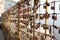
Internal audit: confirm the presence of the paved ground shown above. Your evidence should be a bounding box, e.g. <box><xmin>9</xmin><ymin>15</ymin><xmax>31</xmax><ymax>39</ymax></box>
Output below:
<box><xmin>0</xmin><ymin>29</ymin><xmax>4</xmax><ymax>40</ymax></box>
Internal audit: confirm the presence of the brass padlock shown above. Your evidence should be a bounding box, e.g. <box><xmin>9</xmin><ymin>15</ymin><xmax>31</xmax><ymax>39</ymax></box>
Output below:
<box><xmin>43</xmin><ymin>26</ymin><xmax>48</xmax><ymax>29</ymax></box>
<box><xmin>42</xmin><ymin>24</ymin><xmax>48</xmax><ymax>29</ymax></box>
<box><xmin>44</xmin><ymin>13</ymin><xmax>50</xmax><ymax>19</ymax></box>
<box><xmin>51</xmin><ymin>7</ymin><xmax>55</xmax><ymax>10</ymax></box>
<box><xmin>39</xmin><ymin>14</ymin><xmax>44</xmax><ymax>20</ymax></box>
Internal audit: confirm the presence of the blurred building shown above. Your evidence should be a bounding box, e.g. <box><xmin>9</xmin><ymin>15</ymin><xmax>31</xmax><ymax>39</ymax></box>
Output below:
<box><xmin>0</xmin><ymin>0</ymin><xmax>5</xmax><ymax>17</ymax></box>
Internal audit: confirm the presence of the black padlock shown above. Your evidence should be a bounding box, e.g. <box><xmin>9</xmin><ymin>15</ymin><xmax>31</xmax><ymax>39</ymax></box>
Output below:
<box><xmin>12</xmin><ymin>13</ymin><xmax>16</xmax><ymax>15</ymax></box>
<box><xmin>42</xmin><ymin>24</ymin><xmax>48</xmax><ymax>29</ymax></box>
<box><xmin>34</xmin><ymin>3</ymin><xmax>38</xmax><ymax>6</ymax></box>
<box><xmin>43</xmin><ymin>2</ymin><xmax>50</xmax><ymax>9</ymax></box>
<box><xmin>34</xmin><ymin>0</ymin><xmax>39</xmax><ymax>5</ymax></box>
<box><xmin>51</xmin><ymin>7</ymin><xmax>55</xmax><ymax>10</ymax></box>
<box><xmin>59</xmin><ymin>29</ymin><xmax>60</xmax><ymax>34</ymax></box>
<box><xmin>30</xmin><ymin>22</ymin><xmax>34</xmax><ymax>28</ymax></box>
<box><xmin>52</xmin><ymin>13</ymin><xmax>57</xmax><ymax>20</ymax></box>
<box><xmin>23</xmin><ymin>15</ymin><xmax>26</xmax><ymax>19</ymax></box>
<box><xmin>52</xmin><ymin>16</ymin><xmax>57</xmax><ymax>20</ymax></box>
<box><xmin>44</xmin><ymin>13</ymin><xmax>50</xmax><ymax>19</ymax></box>
<box><xmin>46</xmin><ymin>2</ymin><xmax>50</xmax><ymax>6</ymax></box>
<box><xmin>43</xmin><ymin>6</ymin><xmax>46</xmax><ymax>9</ymax></box>
<box><xmin>36</xmin><ymin>14</ymin><xmax>38</xmax><ymax>19</ymax></box>
<box><xmin>49</xmin><ymin>26</ymin><xmax>51</xmax><ymax>34</ymax></box>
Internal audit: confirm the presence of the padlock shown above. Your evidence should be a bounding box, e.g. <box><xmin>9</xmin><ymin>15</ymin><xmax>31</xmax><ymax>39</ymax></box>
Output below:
<box><xmin>33</xmin><ymin>36</ymin><xmax>38</xmax><ymax>40</ymax></box>
<box><xmin>42</xmin><ymin>24</ymin><xmax>48</xmax><ymax>29</ymax></box>
<box><xmin>39</xmin><ymin>14</ymin><xmax>44</xmax><ymax>20</ymax></box>
<box><xmin>44</xmin><ymin>13</ymin><xmax>50</xmax><ymax>19</ymax></box>
<box><xmin>30</xmin><ymin>16</ymin><xmax>34</xmax><ymax>21</ymax></box>
<box><xmin>36</xmin><ymin>14</ymin><xmax>38</xmax><ymax>19</ymax></box>
<box><xmin>46</xmin><ymin>2</ymin><xmax>50</xmax><ymax>6</ymax></box>
<box><xmin>23</xmin><ymin>15</ymin><xmax>26</xmax><ymax>19</ymax></box>
<box><xmin>52</xmin><ymin>13</ymin><xmax>57</xmax><ymax>20</ymax></box>
<box><xmin>12</xmin><ymin>13</ymin><xmax>16</xmax><ymax>15</ymax></box>
<box><xmin>30</xmin><ymin>29</ymin><xmax>33</xmax><ymax>33</ymax></box>
<box><xmin>59</xmin><ymin>29</ymin><xmax>60</xmax><ymax>34</ymax></box>
<box><xmin>43</xmin><ymin>2</ymin><xmax>50</xmax><ymax>9</ymax></box>
<box><xmin>51</xmin><ymin>7</ymin><xmax>55</xmax><ymax>10</ymax></box>
<box><xmin>43</xmin><ymin>6</ymin><xmax>46</xmax><ymax>9</ymax></box>
<box><xmin>34</xmin><ymin>0</ymin><xmax>39</xmax><ymax>5</ymax></box>
<box><xmin>35</xmin><ymin>23</ymin><xmax>40</xmax><ymax>29</ymax></box>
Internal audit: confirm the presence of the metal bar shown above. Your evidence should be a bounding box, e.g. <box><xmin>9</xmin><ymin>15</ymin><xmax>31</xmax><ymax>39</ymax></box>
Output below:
<box><xmin>45</xmin><ymin>0</ymin><xmax>48</xmax><ymax>39</ymax></box>
<box><xmin>17</xmin><ymin>6</ymin><xmax>20</xmax><ymax>40</ymax></box>
<box><xmin>53</xmin><ymin>0</ymin><xmax>55</xmax><ymax>40</ymax></box>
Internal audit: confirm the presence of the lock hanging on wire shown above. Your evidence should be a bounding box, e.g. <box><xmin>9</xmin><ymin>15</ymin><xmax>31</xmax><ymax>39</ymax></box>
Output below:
<box><xmin>59</xmin><ymin>29</ymin><xmax>60</xmax><ymax>34</ymax></box>
<box><xmin>39</xmin><ymin>14</ymin><xmax>44</xmax><ymax>20</ymax></box>
<box><xmin>52</xmin><ymin>13</ymin><xmax>57</xmax><ymax>20</ymax></box>
<box><xmin>43</xmin><ymin>2</ymin><xmax>50</xmax><ymax>9</ymax></box>
<box><xmin>51</xmin><ymin>3</ymin><xmax>55</xmax><ymax>10</ymax></box>
<box><xmin>34</xmin><ymin>0</ymin><xmax>39</xmax><ymax>6</ymax></box>
<box><xmin>44</xmin><ymin>12</ymin><xmax>50</xmax><ymax>19</ymax></box>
